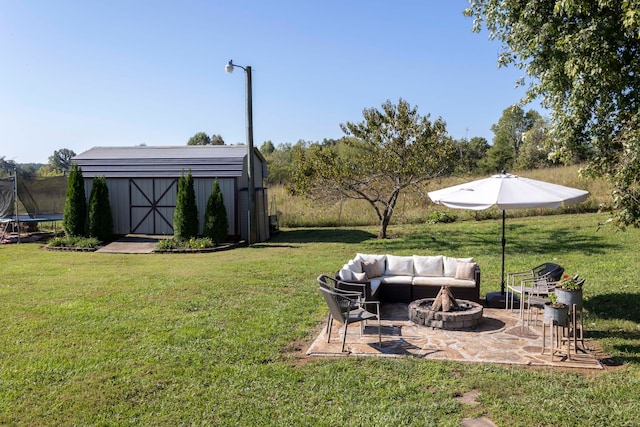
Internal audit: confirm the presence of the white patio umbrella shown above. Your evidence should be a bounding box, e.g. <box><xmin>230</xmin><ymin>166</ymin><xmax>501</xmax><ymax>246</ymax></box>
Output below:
<box><xmin>428</xmin><ymin>172</ymin><xmax>589</xmax><ymax>295</ymax></box>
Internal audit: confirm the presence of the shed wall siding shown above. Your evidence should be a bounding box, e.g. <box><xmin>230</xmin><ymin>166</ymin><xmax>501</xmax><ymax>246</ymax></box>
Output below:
<box><xmin>109</xmin><ymin>179</ymin><xmax>132</xmax><ymax>234</ymax></box>
<box><xmin>85</xmin><ymin>177</ymin><xmax>237</xmax><ymax>236</ymax></box>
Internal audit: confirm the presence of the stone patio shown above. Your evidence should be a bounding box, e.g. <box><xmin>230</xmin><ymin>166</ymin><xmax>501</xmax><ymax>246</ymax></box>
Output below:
<box><xmin>307</xmin><ymin>303</ymin><xmax>602</xmax><ymax>369</ymax></box>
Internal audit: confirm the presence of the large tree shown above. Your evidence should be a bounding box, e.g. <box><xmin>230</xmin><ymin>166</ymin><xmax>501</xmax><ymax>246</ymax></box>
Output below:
<box><xmin>0</xmin><ymin>157</ymin><xmax>17</xmax><ymax>177</ymax></box>
<box><xmin>187</xmin><ymin>132</ymin><xmax>225</xmax><ymax>146</ymax></box>
<box><xmin>517</xmin><ymin>118</ymin><xmax>553</xmax><ymax>170</ymax></box>
<box><xmin>187</xmin><ymin>132</ymin><xmax>211</xmax><ymax>146</ymax></box>
<box><xmin>211</xmin><ymin>134</ymin><xmax>225</xmax><ymax>145</ymax></box>
<box><xmin>466</xmin><ymin>1</ymin><xmax>640</xmax><ymax>226</ymax></box>
<box><xmin>48</xmin><ymin>148</ymin><xmax>76</xmax><ymax>173</ymax></box>
<box><xmin>484</xmin><ymin>105</ymin><xmax>542</xmax><ymax>172</ymax></box>
<box><xmin>261</xmin><ymin>142</ymin><xmax>296</xmax><ymax>185</ymax></box>
<box><xmin>454</xmin><ymin>136</ymin><xmax>490</xmax><ymax>174</ymax></box>
<box><xmin>290</xmin><ymin>99</ymin><xmax>456</xmax><ymax>238</ymax></box>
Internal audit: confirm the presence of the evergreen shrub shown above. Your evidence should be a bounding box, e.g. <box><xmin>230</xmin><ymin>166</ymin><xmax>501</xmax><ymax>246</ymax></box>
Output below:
<box><xmin>203</xmin><ymin>179</ymin><xmax>229</xmax><ymax>245</ymax></box>
<box><xmin>174</xmin><ymin>170</ymin><xmax>199</xmax><ymax>240</ymax></box>
<box><xmin>88</xmin><ymin>176</ymin><xmax>113</xmax><ymax>243</ymax></box>
<box><xmin>63</xmin><ymin>164</ymin><xmax>87</xmax><ymax>237</ymax></box>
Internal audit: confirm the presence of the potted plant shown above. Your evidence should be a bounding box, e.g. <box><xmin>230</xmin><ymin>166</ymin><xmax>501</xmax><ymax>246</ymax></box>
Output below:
<box><xmin>543</xmin><ymin>293</ymin><xmax>569</xmax><ymax>326</ymax></box>
<box><xmin>555</xmin><ymin>274</ymin><xmax>584</xmax><ymax>310</ymax></box>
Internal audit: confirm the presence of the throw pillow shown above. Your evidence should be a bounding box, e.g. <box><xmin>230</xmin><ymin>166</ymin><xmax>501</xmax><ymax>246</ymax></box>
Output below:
<box><xmin>353</xmin><ymin>272</ymin><xmax>367</xmax><ymax>281</ymax></box>
<box><xmin>361</xmin><ymin>261</ymin><xmax>383</xmax><ymax>279</ymax></box>
<box><xmin>444</xmin><ymin>256</ymin><xmax>474</xmax><ymax>277</ymax></box>
<box><xmin>355</xmin><ymin>253</ymin><xmax>386</xmax><ymax>275</ymax></box>
<box><xmin>455</xmin><ymin>262</ymin><xmax>477</xmax><ymax>280</ymax></box>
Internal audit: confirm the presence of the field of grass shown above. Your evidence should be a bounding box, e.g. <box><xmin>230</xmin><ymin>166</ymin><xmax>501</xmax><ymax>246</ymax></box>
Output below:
<box><xmin>1</xmin><ymin>212</ymin><xmax>640</xmax><ymax>426</ymax></box>
<box><xmin>269</xmin><ymin>164</ymin><xmax>612</xmax><ymax>228</ymax></box>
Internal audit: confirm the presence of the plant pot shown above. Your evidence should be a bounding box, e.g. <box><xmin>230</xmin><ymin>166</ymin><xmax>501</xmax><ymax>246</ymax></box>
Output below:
<box><xmin>544</xmin><ymin>302</ymin><xmax>569</xmax><ymax>326</ymax></box>
<box><xmin>555</xmin><ymin>288</ymin><xmax>583</xmax><ymax>311</ymax></box>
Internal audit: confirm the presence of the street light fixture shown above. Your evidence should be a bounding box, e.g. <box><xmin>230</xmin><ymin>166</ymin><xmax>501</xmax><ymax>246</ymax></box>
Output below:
<box><xmin>225</xmin><ymin>59</ymin><xmax>257</xmax><ymax>244</ymax></box>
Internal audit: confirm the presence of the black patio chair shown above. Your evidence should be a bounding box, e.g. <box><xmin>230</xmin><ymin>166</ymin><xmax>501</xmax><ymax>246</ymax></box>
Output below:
<box><xmin>319</xmin><ymin>285</ymin><xmax>381</xmax><ymax>352</ymax></box>
<box><xmin>317</xmin><ymin>274</ymin><xmax>365</xmax><ymax>334</ymax></box>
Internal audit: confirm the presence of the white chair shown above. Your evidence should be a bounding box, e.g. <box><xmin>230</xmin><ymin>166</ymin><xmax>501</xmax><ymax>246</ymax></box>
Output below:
<box><xmin>506</xmin><ymin>263</ymin><xmax>564</xmax><ymax>312</ymax></box>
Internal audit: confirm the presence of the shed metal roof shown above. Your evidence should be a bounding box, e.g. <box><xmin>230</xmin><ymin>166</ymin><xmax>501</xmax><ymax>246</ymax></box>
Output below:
<box><xmin>73</xmin><ymin>145</ymin><xmax>259</xmax><ymax>178</ymax></box>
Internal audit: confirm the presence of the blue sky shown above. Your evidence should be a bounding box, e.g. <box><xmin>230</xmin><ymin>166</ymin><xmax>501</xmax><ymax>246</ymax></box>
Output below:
<box><xmin>1</xmin><ymin>1</ymin><xmax>536</xmax><ymax>164</ymax></box>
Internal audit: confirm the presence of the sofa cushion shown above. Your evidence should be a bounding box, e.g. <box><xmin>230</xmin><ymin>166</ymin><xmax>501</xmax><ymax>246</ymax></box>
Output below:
<box><xmin>413</xmin><ymin>255</ymin><xmax>443</xmax><ymax>276</ymax></box>
<box><xmin>381</xmin><ymin>275</ymin><xmax>414</xmax><ymax>284</ymax></box>
<box><xmin>362</xmin><ymin>261</ymin><xmax>384</xmax><ymax>279</ymax></box>
<box><xmin>455</xmin><ymin>261</ymin><xmax>477</xmax><ymax>280</ymax></box>
<box><xmin>412</xmin><ymin>276</ymin><xmax>476</xmax><ymax>288</ymax></box>
<box><xmin>356</xmin><ymin>253</ymin><xmax>386</xmax><ymax>276</ymax></box>
<box><xmin>385</xmin><ymin>255</ymin><xmax>414</xmax><ymax>276</ymax></box>
<box><xmin>370</xmin><ymin>278</ymin><xmax>382</xmax><ymax>295</ymax></box>
<box><xmin>443</xmin><ymin>257</ymin><xmax>474</xmax><ymax>277</ymax></box>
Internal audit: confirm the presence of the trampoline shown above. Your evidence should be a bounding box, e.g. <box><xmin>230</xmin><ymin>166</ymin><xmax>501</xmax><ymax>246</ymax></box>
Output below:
<box><xmin>1</xmin><ymin>214</ymin><xmax>64</xmax><ymax>224</ymax></box>
<box><xmin>1</xmin><ymin>214</ymin><xmax>64</xmax><ymax>243</ymax></box>
<box><xmin>1</xmin><ymin>173</ymin><xmax>66</xmax><ymax>243</ymax></box>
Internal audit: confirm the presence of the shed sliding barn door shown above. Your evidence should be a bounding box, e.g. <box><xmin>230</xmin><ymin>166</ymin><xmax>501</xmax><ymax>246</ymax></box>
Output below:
<box><xmin>129</xmin><ymin>178</ymin><xmax>177</xmax><ymax>234</ymax></box>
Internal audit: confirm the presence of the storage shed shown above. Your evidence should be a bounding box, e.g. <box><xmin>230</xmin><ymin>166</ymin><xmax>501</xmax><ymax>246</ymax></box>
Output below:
<box><xmin>73</xmin><ymin>145</ymin><xmax>269</xmax><ymax>243</ymax></box>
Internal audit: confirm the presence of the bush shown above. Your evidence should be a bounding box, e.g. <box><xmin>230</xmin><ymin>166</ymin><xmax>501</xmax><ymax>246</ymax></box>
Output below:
<box><xmin>427</xmin><ymin>211</ymin><xmax>457</xmax><ymax>224</ymax></box>
<box><xmin>88</xmin><ymin>176</ymin><xmax>113</xmax><ymax>243</ymax></box>
<box><xmin>155</xmin><ymin>237</ymin><xmax>215</xmax><ymax>251</ymax></box>
<box><xmin>47</xmin><ymin>236</ymin><xmax>66</xmax><ymax>247</ymax></box>
<box><xmin>47</xmin><ymin>236</ymin><xmax>100</xmax><ymax>248</ymax></box>
<box><xmin>155</xmin><ymin>238</ymin><xmax>179</xmax><ymax>251</ymax></box>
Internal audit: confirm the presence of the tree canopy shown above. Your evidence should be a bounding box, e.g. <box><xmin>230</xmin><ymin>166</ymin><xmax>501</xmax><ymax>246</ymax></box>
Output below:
<box><xmin>290</xmin><ymin>99</ymin><xmax>456</xmax><ymax>238</ymax></box>
<box><xmin>48</xmin><ymin>148</ymin><xmax>76</xmax><ymax>173</ymax></box>
<box><xmin>0</xmin><ymin>157</ymin><xmax>17</xmax><ymax>177</ymax></box>
<box><xmin>483</xmin><ymin>105</ymin><xmax>545</xmax><ymax>172</ymax></box>
<box><xmin>210</xmin><ymin>134</ymin><xmax>225</xmax><ymax>145</ymax></box>
<box><xmin>466</xmin><ymin>0</ymin><xmax>640</xmax><ymax>226</ymax></box>
<box><xmin>187</xmin><ymin>132</ymin><xmax>211</xmax><ymax>146</ymax></box>
<box><xmin>187</xmin><ymin>132</ymin><xmax>225</xmax><ymax>145</ymax></box>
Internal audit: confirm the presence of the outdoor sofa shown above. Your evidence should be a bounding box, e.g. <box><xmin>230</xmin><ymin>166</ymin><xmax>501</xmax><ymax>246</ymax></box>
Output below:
<box><xmin>336</xmin><ymin>253</ymin><xmax>481</xmax><ymax>303</ymax></box>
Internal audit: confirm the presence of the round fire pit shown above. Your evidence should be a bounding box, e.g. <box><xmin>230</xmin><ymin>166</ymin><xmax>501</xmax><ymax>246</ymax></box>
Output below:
<box><xmin>409</xmin><ymin>298</ymin><xmax>483</xmax><ymax>330</ymax></box>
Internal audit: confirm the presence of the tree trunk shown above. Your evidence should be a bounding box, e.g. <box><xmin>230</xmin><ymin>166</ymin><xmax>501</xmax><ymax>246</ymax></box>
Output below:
<box><xmin>378</xmin><ymin>215</ymin><xmax>390</xmax><ymax>239</ymax></box>
<box><xmin>377</xmin><ymin>188</ymin><xmax>401</xmax><ymax>239</ymax></box>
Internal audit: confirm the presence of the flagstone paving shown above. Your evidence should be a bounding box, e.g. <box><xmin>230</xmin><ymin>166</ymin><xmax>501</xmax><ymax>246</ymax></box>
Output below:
<box><xmin>307</xmin><ymin>303</ymin><xmax>602</xmax><ymax>369</ymax></box>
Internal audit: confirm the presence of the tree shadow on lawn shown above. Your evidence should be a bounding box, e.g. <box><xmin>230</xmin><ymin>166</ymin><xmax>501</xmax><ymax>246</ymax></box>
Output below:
<box><xmin>584</xmin><ymin>293</ymin><xmax>640</xmax><ymax>323</ymax></box>
<box><xmin>261</xmin><ymin>228</ymin><xmax>377</xmax><ymax>245</ymax></box>
<box><xmin>369</xmin><ymin>225</ymin><xmax>615</xmax><ymax>257</ymax></box>
<box><xmin>583</xmin><ymin>293</ymin><xmax>640</xmax><ymax>365</ymax></box>
<box><xmin>259</xmin><ymin>223</ymin><xmax>616</xmax><ymax>258</ymax></box>
<box><xmin>585</xmin><ymin>329</ymin><xmax>640</xmax><ymax>365</ymax></box>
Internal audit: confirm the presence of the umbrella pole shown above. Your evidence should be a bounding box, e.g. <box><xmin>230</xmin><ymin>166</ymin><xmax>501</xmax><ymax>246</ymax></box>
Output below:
<box><xmin>501</xmin><ymin>210</ymin><xmax>506</xmax><ymax>294</ymax></box>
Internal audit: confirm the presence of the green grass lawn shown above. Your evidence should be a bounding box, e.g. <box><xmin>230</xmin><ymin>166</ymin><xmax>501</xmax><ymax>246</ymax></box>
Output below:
<box><xmin>1</xmin><ymin>212</ymin><xmax>639</xmax><ymax>426</ymax></box>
